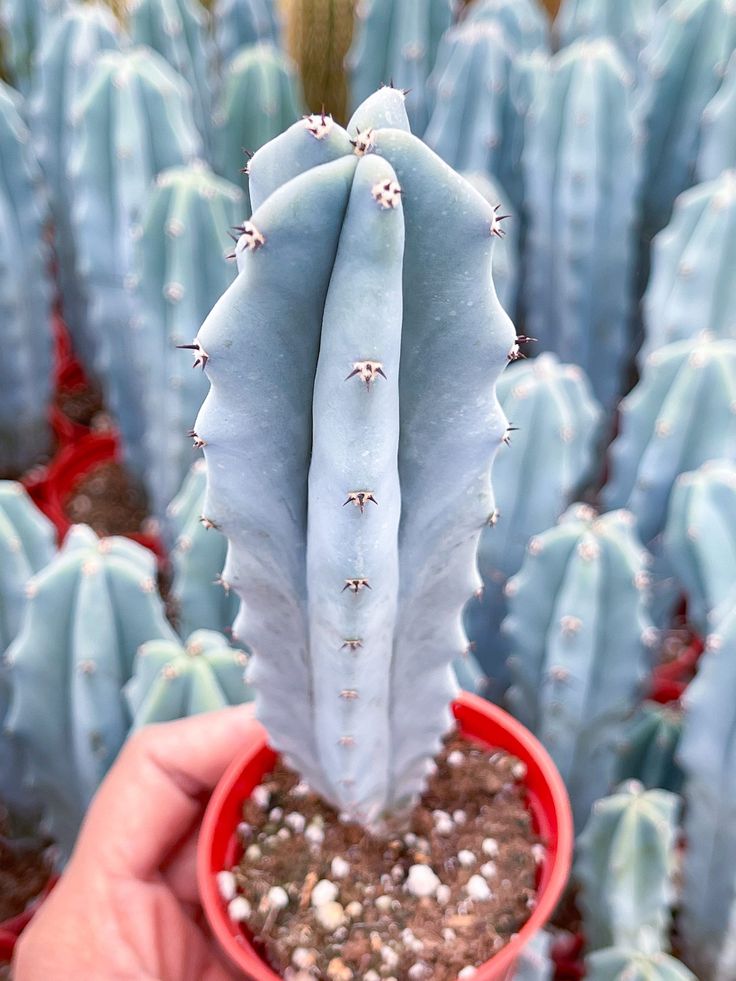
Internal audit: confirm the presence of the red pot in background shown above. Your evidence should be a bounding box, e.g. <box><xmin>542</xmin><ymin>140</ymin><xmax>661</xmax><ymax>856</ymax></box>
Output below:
<box><xmin>198</xmin><ymin>692</ymin><xmax>574</xmax><ymax>981</ymax></box>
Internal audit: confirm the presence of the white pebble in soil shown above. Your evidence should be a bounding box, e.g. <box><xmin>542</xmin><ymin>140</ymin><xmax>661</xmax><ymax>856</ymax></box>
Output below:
<box><xmin>251</xmin><ymin>785</ymin><xmax>270</xmax><ymax>809</ymax></box>
<box><xmin>459</xmin><ymin>968</ymin><xmax>477</xmax><ymax>978</ymax></box>
<box><xmin>406</xmin><ymin>864</ymin><xmax>441</xmax><ymax>898</ymax></box>
<box><xmin>292</xmin><ymin>948</ymin><xmax>316</xmax><ymax>969</ymax></box>
<box><xmin>316</xmin><ymin>901</ymin><xmax>346</xmax><ymax>931</ymax></box>
<box><xmin>436</xmin><ymin>883</ymin><xmax>452</xmax><ymax>906</ymax></box>
<box><xmin>245</xmin><ymin>844</ymin><xmax>262</xmax><ymax>861</ymax></box>
<box><xmin>447</xmin><ymin>750</ymin><xmax>465</xmax><ymax>766</ymax></box>
<box><xmin>269</xmin><ymin>807</ymin><xmax>284</xmax><ymax>822</ymax></box>
<box><xmin>466</xmin><ymin>875</ymin><xmax>492</xmax><ymax>902</ymax></box>
<box><xmin>458</xmin><ymin>850</ymin><xmax>476</xmax><ymax>868</ymax></box>
<box><xmin>311</xmin><ymin>879</ymin><xmax>339</xmax><ymax>907</ymax></box>
<box><xmin>291</xmin><ymin>781</ymin><xmax>310</xmax><ymax>797</ymax></box>
<box><xmin>305</xmin><ymin>823</ymin><xmax>325</xmax><ymax>845</ymax></box>
<box><xmin>375</xmin><ymin>895</ymin><xmax>393</xmax><ymax>913</ymax></box>
<box><xmin>331</xmin><ymin>856</ymin><xmax>350</xmax><ymax>879</ymax></box>
<box><xmin>345</xmin><ymin>901</ymin><xmax>363</xmax><ymax>918</ymax></box>
<box><xmin>381</xmin><ymin>947</ymin><xmax>400</xmax><ymax>969</ymax></box>
<box><xmin>228</xmin><ymin>896</ymin><xmax>252</xmax><ymax>921</ymax></box>
<box><xmin>480</xmin><ymin>861</ymin><xmax>497</xmax><ymax>879</ymax></box>
<box><xmin>453</xmin><ymin>810</ymin><xmax>467</xmax><ymax>824</ymax></box>
<box><xmin>216</xmin><ymin>870</ymin><xmax>237</xmax><ymax>901</ymax></box>
<box><xmin>482</xmin><ymin>838</ymin><xmax>499</xmax><ymax>857</ymax></box>
<box><xmin>532</xmin><ymin>843</ymin><xmax>545</xmax><ymax>864</ymax></box>
<box><xmin>285</xmin><ymin>812</ymin><xmax>305</xmax><ymax>833</ymax></box>
<box><xmin>267</xmin><ymin>886</ymin><xmax>289</xmax><ymax>909</ymax></box>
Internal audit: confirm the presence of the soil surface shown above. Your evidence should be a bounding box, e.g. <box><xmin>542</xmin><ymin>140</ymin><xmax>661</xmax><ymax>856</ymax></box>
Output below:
<box><xmin>222</xmin><ymin>733</ymin><xmax>541</xmax><ymax>980</ymax></box>
<box><xmin>55</xmin><ymin>381</ymin><xmax>106</xmax><ymax>429</ymax></box>
<box><xmin>65</xmin><ymin>461</ymin><xmax>149</xmax><ymax>537</ymax></box>
<box><xmin>0</xmin><ymin>816</ymin><xmax>52</xmax><ymax>923</ymax></box>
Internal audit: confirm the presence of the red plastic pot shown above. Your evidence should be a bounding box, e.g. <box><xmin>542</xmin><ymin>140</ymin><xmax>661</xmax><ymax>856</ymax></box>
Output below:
<box><xmin>0</xmin><ymin>929</ymin><xmax>16</xmax><ymax>965</ymax></box>
<box><xmin>198</xmin><ymin>691</ymin><xmax>574</xmax><ymax>981</ymax></box>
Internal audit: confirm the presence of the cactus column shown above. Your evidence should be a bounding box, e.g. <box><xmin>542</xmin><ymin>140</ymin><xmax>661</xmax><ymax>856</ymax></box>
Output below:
<box><xmin>191</xmin><ymin>87</ymin><xmax>514</xmax><ymax>824</ymax></box>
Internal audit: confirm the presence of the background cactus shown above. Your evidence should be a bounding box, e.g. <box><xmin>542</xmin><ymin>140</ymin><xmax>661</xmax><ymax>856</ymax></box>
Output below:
<box><xmin>586</xmin><ymin>949</ymin><xmax>697</xmax><ymax>981</ymax></box>
<box><xmin>677</xmin><ymin>599</ymin><xmax>736</xmax><ymax>980</ymax></box>
<box><xmin>167</xmin><ymin>460</ymin><xmax>239</xmax><ymax>638</ymax></box>
<box><xmin>4</xmin><ymin>525</ymin><xmax>177</xmax><ymax>858</ymax></box>
<box><xmin>521</xmin><ymin>38</ymin><xmax>641</xmax><ymax>413</ymax></box>
<box><xmin>131</xmin><ymin>163</ymin><xmax>243</xmax><ymax>523</ymax></box>
<box><xmin>640</xmin><ymin>171</ymin><xmax>736</xmax><ymax>363</ymax></box>
<box><xmin>128</xmin><ymin>0</ymin><xmax>215</xmax><ymax>150</ymax></box>
<box><xmin>556</xmin><ymin>0</ymin><xmax>659</xmax><ymax>80</ymax></box>
<box><xmin>505</xmin><ymin>506</ymin><xmax>654</xmax><ymax>827</ymax></box>
<box><xmin>213</xmin><ymin>0</ymin><xmax>281</xmax><ymax>68</ymax></box>
<box><xmin>459</xmin><ymin>0</ymin><xmax>548</xmax><ymax>54</ymax></box>
<box><xmin>124</xmin><ymin>629</ymin><xmax>253</xmax><ymax>729</ymax></box>
<box><xmin>638</xmin><ymin>0</ymin><xmax>736</xmax><ymax>239</ymax></box>
<box><xmin>0</xmin><ymin>81</ymin><xmax>53</xmax><ymax>476</ymax></box>
<box><xmin>30</xmin><ymin>2</ymin><xmax>121</xmax><ymax>338</ymax></box>
<box><xmin>346</xmin><ymin>0</ymin><xmax>454</xmax><ymax>134</ymax></box>
<box><xmin>662</xmin><ymin>459</ymin><xmax>736</xmax><ymax>634</ymax></box>
<box><xmin>616</xmin><ymin>701</ymin><xmax>684</xmax><ymax>795</ymax></box>
<box><xmin>212</xmin><ymin>42</ymin><xmax>303</xmax><ymax>204</ymax></box>
<box><xmin>512</xmin><ymin>931</ymin><xmax>554</xmax><ymax>980</ymax></box>
<box><xmin>604</xmin><ymin>335</ymin><xmax>736</xmax><ymax>546</ymax></box>
<box><xmin>698</xmin><ymin>51</ymin><xmax>736</xmax><ymax>181</ymax></box>
<box><xmin>192</xmin><ymin>87</ymin><xmax>514</xmax><ymax>822</ymax></box>
<box><xmin>0</xmin><ymin>0</ymin><xmax>64</xmax><ymax>91</ymax></box>
<box><xmin>67</xmin><ymin>47</ymin><xmax>202</xmax><ymax>474</ymax></box>
<box><xmin>576</xmin><ymin>781</ymin><xmax>680</xmax><ymax>953</ymax></box>
<box><xmin>465</xmin><ymin>354</ymin><xmax>602</xmax><ymax>695</ymax></box>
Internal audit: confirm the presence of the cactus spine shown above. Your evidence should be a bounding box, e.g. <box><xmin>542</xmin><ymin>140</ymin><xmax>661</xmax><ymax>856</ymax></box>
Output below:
<box><xmin>465</xmin><ymin>354</ymin><xmax>602</xmax><ymax>694</ymax></box>
<box><xmin>192</xmin><ymin>88</ymin><xmax>514</xmax><ymax>823</ymax></box>
<box><xmin>505</xmin><ymin>506</ymin><xmax>654</xmax><ymax>827</ymax></box>
<box><xmin>586</xmin><ymin>949</ymin><xmax>697</xmax><ymax>981</ymax></box>
<box><xmin>5</xmin><ymin>525</ymin><xmax>177</xmax><ymax>857</ymax></box>
<box><xmin>461</xmin><ymin>171</ymin><xmax>518</xmax><ymax>315</ymax></box>
<box><xmin>617</xmin><ymin>702</ymin><xmax>684</xmax><ymax>795</ymax></box>
<box><xmin>67</xmin><ymin>47</ymin><xmax>203</xmax><ymax>472</ymax></box>
<box><xmin>124</xmin><ymin>630</ymin><xmax>253</xmax><ymax>729</ymax></box>
<box><xmin>604</xmin><ymin>335</ymin><xmax>736</xmax><ymax>545</ymax></box>
<box><xmin>641</xmin><ymin>171</ymin><xmax>736</xmax><ymax>362</ymax></box>
<box><xmin>698</xmin><ymin>51</ymin><xmax>736</xmax><ymax>181</ymax></box>
<box><xmin>0</xmin><ymin>81</ymin><xmax>53</xmax><ymax>476</ymax></box>
<box><xmin>521</xmin><ymin>39</ymin><xmax>641</xmax><ymax>412</ymax></box>
<box><xmin>347</xmin><ymin>0</ymin><xmax>454</xmax><ymax>134</ymax></box>
<box><xmin>576</xmin><ymin>781</ymin><xmax>680</xmax><ymax>953</ymax></box>
<box><xmin>132</xmin><ymin>163</ymin><xmax>243</xmax><ymax>522</ymax></box>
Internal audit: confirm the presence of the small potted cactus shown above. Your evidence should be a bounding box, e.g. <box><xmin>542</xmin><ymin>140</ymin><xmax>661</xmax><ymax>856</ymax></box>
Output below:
<box><xmin>195</xmin><ymin>88</ymin><xmax>573</xmax><ymax>980</ymax></box>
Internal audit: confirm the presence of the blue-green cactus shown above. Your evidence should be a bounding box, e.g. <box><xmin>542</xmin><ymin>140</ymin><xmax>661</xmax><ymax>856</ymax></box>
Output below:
<box><xmin>556</xmin><ymin>0</ymin><xmax>659</xmax><ymax>80</ymax></box>
<box><xmin>213</xmin><ymin>0</ymin><xmax>281</xmax><ymax>68</ymax></box>
<box><xmin>586</xmin><ymin>949</ymin><xmax>697</xmax><ymax>981</ymax></box>
<box><xmin>29</xmin><ymin>2</ymin><xmax>120</xmax><ymax>339</ymax></box>
<box><xmin>617</xmin><ymin>702</ymin><xmax>684</xmax><ymax>795</ymax></box>
<box><xmin>0</xmin><ymin>82</ymin><xmax>53</xmax><ymax>476</ymax></box>
<box><xmin>512</xmin><ymin>931</ymin><xmax>553</xmax><ymax>980</ymax></box>
<box><xmin>0</xmin><ymin>482</ymin><xmax>55</xmax><ymax>651</ymax></box>
<box><xmin>462</xmin><ymin>171</ymin><xmax>518</xmax><ymax>314</ymax></box>
<box><xmin>212</xmin><ymin>42</ymin><xmax>303</xmax><ymax>203</ymax></box>
<box><xmin>640</xmin><ymin>171</ymin><xmax>736</xmax><ymax>362</ymax></box>
<box><xmin>604</xmin><ymin>335</ymin><xmax>736</xmax><ymax>546</ymax></box>
<box><xmin>576</xmin><ymin>781</ymin><xmax>680</xmax><ymax>953</ymax></box>
<box><xmin>677</xmin><ymin>600</ymin><xmax>736</xmax><ymax>980</ymax></box>
<box><xmin>521</xmin><ymin>39</ymin><xmax>641</xmax><ymax>412</ymax></box>
<box><xmin>4</xmin><ymin>525</ymin><xmax>177</xmax><ymax>857</ymax></box>
<box><xmin>190</xmin><ymin>88</ymin><xmax>515</xmax><ymax>822</ymax></box>
<box><xmin>167</xmin><ymin>460</ymin><xmax>239</xmax><ymax>639</ymax></box>
<box><xmin>460</xmin><ymin>0</ymin><xmax>548</xmax><ymax>53</ymax></box>
<box><xmin>132</xmin><ymin>163</ymin><xmax>243</xmax><ymax>522</ymax></box>
<box><xmin>128</xmin><ymin>0</ymin><xmax>214</xmax><ymax>149</ymax></box>
<box><xmin>124</xmin><ymin>630</ymin><xmax>253</xmax><ymax>729</ymax></box>
<box><xmin>663</xmin><ymin>459</ymin><xmax>736</xmax><ymax>634</ymax></box>
<box><xmin>505</xmin><ymin>505</ymin><xmax>654</xmax><ymax>827</ymax></box>
<box><xmin>347</xmin><ymin>0</ymin><xmax>454</xmax><ymax>135</ymax></box>
<box><xmin>0</xmin><ymin>0</ymin><xmax>65</xmax><ymax>91</ymax></box>
<box><xmin>465</xmin><ymin>354</ymin><xmax>602</xmax><ymax>696</ymax></box>
<box><xmin>638</xmin><ymin>0</ymin><xmax>736</xmax><ymax>238</ymax></box>
<box><xmin>698</xmin><ymin>52</ymin><xmax>736</xmax><ymax>181</ymax></box>
<box><xmin>67</xmin><ymin>47</ymin><xmax>203</xmax><ymax>473</ymax></box>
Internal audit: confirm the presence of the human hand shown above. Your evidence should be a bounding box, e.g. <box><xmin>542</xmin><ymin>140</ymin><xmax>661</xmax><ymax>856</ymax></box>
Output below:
<box><xmin>14</xmin><ymin>706</ymin><xmax>259</xmax><ymax>980</ymax></box>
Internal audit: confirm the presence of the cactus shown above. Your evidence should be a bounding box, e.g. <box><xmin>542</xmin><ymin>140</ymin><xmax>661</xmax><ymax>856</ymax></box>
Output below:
<box><xmin>213</xmin><ymin>0</ymin><xmax>281</xmax><ymax>67</ymax></box>
<box><xmin>505</xmin><ymin>505</ymin><xmax>654</xmax><ymax>827</ymax></box>
<box><xmin>576</xmin><ymin>781</ymin><xmax>680</xmax><ymax>953</ymax></box>
<box><xmin>190</xmin><ymin>87</ymin><xmax>514</xmax><ymax>822</ymax></box>
<box><xmin>556</xmin><ymin>0</ymin><xmax>659</xmax><ymax>79</ymax></box>
<box><xmin>0</xmin><ymin>82</ymin><xmax>53</xmax><ymax>476</ymax></box>
<box><xmin>465</xmin><ymin>355</ymin><xmax>602</xmax><ymax>696</ymax></box>
<box><xmin>67</xmin><ymin>47</ymin><xmax>203</xmax><ymax>474</ymax></box>
<box><xmin>586</xmin><ymin>949</ymin><xmax>697</xmax><ymax>981</ymax></box>
<box><xmin>698</xmin><ymin>52</ymin><xmax>736</xmax><ymax>181</ymax></box>
<box><xmin>460</xmin><ymin>0</ymin><xmax>548</xmax><ymax>53</ymax></box>
<box><xmin>521</xmin><ymin>39</ymin><xmax>641</xmax><ymax>413</ymax></box>
<box><xmin>616</xmin><ymin>702</ymin><xmax>684</xmax><ymax>795</ymax></box>
<box><xmin>603</xmin><ymin>335</ymin><xmax>736</xmax><ymax>546</ymax></box>
<box><xmin>132</xmin><ymin>163</ymin><xmax>243</xmax><ymax>522</ymax></box>
<box><xmin>0</xmin><ymin>0</ymin><xmax>65</xmax><ymax>91</ymax></box>
<box><xmin>640</xmin><ymin>171</ymin><xmax>736</xmax><ymax>363</ymax></box>
<box><xmin>638</xmin><ymin>0</ymin><xmax>736</xmax><ymax>239</ymax></box>
<box><xmin>124</xmin><ymin>630</ymin><xmax>253</xmax><ymax>729</ymax></box>
<box><xmin>167</xmin><ymin>460</ymin><xmax>239</xmax><ymax>638</ymax></box>
<box><xmin>4</xmin><ymin>525</ymin><xmax>177</xmax><ymax>857</ymax></box>
<box><xmin>212</xmin><ymin>42</ymin><xmax>304</xmax><ymax>204</ymax></box>
<box><xmin>347</xmin><ymin>0</ymin><xmax>454</xmax><ymax>135</ymax></box>
<box><xmin>461</xmin><ymin>171</ymin><xmax>518</xmax><ymax>314</ymax></box>
<box><xmin>30</xmin><ymin>2</ymin><xmax>121</xmax><ymax>338</ymax></box>
<box><xmin>0</xmin><ymin>482</ymin><xmax>56</xmax><ymax>651</ymax></box>
<box><xmin>677</xmin><ymin>600</ymin><xmax>736</xmax><ymax>980</ymax></box>
<box><xmin>281</xmin><ymin>0</ymin><xmax>355</xmax><ymax>123</ymax></box>
<box><xmin>128</xmin><ymin>0</ymin><xmax>215</xmax><ymax>150</ymax></box>
<box><xmin>662</xmin><ymin>460</ymin><xmax>736</xmax><ymax>634</ymax></box>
